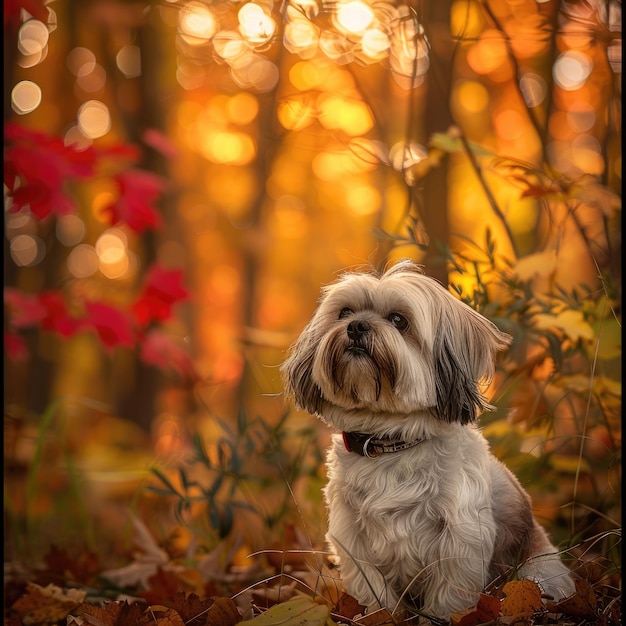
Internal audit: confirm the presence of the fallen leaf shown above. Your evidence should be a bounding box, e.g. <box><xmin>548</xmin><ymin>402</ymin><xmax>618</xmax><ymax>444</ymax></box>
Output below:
<box><xmin>238</xmin><ymin>596</ymin><xmax>335</xmax><ymax>626</ymax></box>
<box><xmin>11</xmin><ymin>582</ymin><xmax>86</xmax><ymax>625</ymax></box>
<box><xmin>353</xmin><ymin>607</ymin><xmax>398</xmax><ymax>626</ymax></box>
<box><xmin>80</xmin><ymin>600</ymin><xmax>147</xmax><ymax>625</ymax></box>
<box><xmin>206</xmin><ymin>596</ymin><xmax>244</xmax><ymax>626</ymax></box>
<box><xmin>451</xmin><ymin>593</ymin><xmax>501</xmax><ymax>626</ymax></box>
<box><xmin>500</xmin><ymin>580</ymin><xmax>542</xmax><ymax>616</ymax></box>
<box><xmin>545</xmin><ymin>578</ymin><xmax>597</xmax><ymax>619</ymax></box>
<box><xmin>333</xmin><ymin>593</ymin><xmax>365</xmax><ymax>620</ymax></box>
<box><xmin>145</xmin><ymin>606</ymin><xmax>186</xmax><ymax>626</ymax></box>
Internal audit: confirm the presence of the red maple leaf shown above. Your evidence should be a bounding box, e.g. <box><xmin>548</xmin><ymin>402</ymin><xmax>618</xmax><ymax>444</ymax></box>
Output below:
<box><xmin>4</xmin><ymin>331</ymin><xmax>28</xmax><ymax>361</ymax></box>
<box><xmin>4</xmin><ymin>123</ymin><xmax>98</xmax><ymax>219</ymax></box>
<box><xmin>132</xmin><ymin>264</ymin><xmax>189</xmax><ymax>327</ymax></box>
<box><xmin>4</xmin><ymin>0</ymin><xmax>49</xmax><ymax>30</ymax></box>
<box><xmin>141</xmin><ymin>329</ymin><xmax>197</xmax><ymax>379</ymax></box>
<box><xmin>104</xmin><ymin>170</ymin><xmax>164</xmax><ymax>233</ymax></box>
<box><xmin>83</xmin><ymin>301</ymin><xmax>136</xmax><ymax>349</ymax></box>
<box><xmin>39</xmin><ymin>292</ymin><xmax>82</xmax><ymax>338</ymax></box>
<box><xmin>4</xmin><ymin>288</ymin><xmax>46</xmax><ymax>328</ymax></box>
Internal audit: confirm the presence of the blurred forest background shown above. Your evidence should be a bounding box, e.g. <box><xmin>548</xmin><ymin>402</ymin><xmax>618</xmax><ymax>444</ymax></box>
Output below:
<box><xmin>3</xmin><ymin>0</ymin><xmax>622</xmax><ymax>610</ymax></box>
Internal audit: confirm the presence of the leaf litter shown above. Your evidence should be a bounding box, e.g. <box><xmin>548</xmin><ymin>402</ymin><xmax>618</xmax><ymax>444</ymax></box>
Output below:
<box><xmin>4</xmin><ymin>516</ymin><xmax>621</xmax><ymax>626</ymax></box>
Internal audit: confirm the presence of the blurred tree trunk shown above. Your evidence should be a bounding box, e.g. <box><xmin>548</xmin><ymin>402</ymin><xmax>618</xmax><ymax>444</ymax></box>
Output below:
<box><xmin>420</xmin><ymin>0</ymin><xmax>453</xmax><ymax>285</ymax></box>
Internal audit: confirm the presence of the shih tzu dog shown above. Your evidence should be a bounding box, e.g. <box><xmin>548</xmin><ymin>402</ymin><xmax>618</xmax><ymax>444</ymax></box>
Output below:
<box><xmin>281</xmin><ymin>260</ymin><xmax>575</xmax><ymax>621</ymax></box>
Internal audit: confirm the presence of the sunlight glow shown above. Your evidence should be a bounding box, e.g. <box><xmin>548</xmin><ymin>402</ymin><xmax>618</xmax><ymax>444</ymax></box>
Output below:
<box><xmin>317</xmin><ymin>95</ymin><xmax>373</xmax><ymax>135</ymax></box>
<box><xmin>18</xmin><ymin>19</ymin><xmax>49</xmax><ymax>56</ymax></box>
<box><xmin>453</xmin><ymin>80</ymin><xmax>489</xmax><ymax>114</ymax></box>
<box><xmin>226</xmin><ymin>92</ymin><xmax>259</xmax><ymax>125</ymax></box>
<box><xmin>361</xmin><ymin>28</ymin><xmax>390</xmax><ymax>60</ymax></box>
<box><xmin>283</xmin><ymin>19</ymin><xmax>319</xmax><ymax>55</ymax></box>
<box><xmin>345</xmin><ymin>183</ymin><xmax>380</xmax><ymax>215</ymax></box>
<box><xmin>553</xmin><ymin>51</ymin><xmax>593</xmax><ymax>90</ymax></box>
<box><xmin>238</xmin><ymin>3</ymin><xmax>276</xmax><ymax>44</ymax></box>
<box><xmin>519</xmin><ymin>72</ymin><xmax>547</xmax><ymax>107</ymax></box>
<box><xmin>77</xmin><ymin>100</ymin><xmax>111</xmax><ymax>139</ymax></box>
<box><xmin>277</xmin><ymin>97</ymin><xmax>316</xmax><ymax>130</ymax></box>
<box><xmin>67</xmin><ymin>47</ymin><xmax>96</xmax><ymax>77</ymax></box>
<box><xmin>56</xmin><ymin>215</ymin><xmax>86</xmax><ymax>246</ymax></box>
<box><xmin>10</xmin><ymin>234</ymin><xmax>45</xmax><ymax>267</ymax></box>
<box><xmin>67</xmin><ymin>244</ymin><xmax>99</xmax><ymax>278</ymax></box>
<box><xmin>201</xmin><ymin>131</ymin><xmax>256</xmax><ymax>165</ymax></box>
<box><xmin>96</xmin><ymin>229</ymin><xmax>132</xmax><ymax>279</ymax></box>
<box><xmin>116</xmin><ymin>45</ymin><xmax>142</xmax><ymax>78</ymax></box>
<box><xmin>11</xmin><ymin>81</ymin><xmax>42</xmax><ymax>115</ymax></box>
<box><xmin>335</xmin><ymin>1</ymin><xmax>374</xmax><ymax>35</ymax></box>
<box><xmin>179</xmin><ymin>2</ymin><xmax>218</xmax><ymax>43</ymax></box>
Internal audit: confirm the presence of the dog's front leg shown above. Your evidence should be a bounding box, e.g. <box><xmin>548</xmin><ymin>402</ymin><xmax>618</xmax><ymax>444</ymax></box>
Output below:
<box><xmin>326</xmin><ymin>528</ymin><xmax>400</xmax><ymax>613</ymax></box>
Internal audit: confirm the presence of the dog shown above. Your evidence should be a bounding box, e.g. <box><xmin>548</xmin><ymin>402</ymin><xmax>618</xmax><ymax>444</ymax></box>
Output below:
<box><xmin>281</xmin><ymin>260</ymin><xmax>575</xmax><ymax>621</ymax></box>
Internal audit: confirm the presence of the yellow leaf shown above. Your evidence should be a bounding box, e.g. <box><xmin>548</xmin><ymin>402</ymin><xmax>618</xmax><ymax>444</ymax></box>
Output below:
<box><xmin>238</xmin><ymin>597</ymin><xmax>336</xmax><ymax>626</ymax></box>
<box><xmin>513</xmin><ymin>251</ymin><xmax>557</xmax><ymax>280</ymax></box>
<box><xmin>592</xmin><ymin>317</ymin><xmax>622</xmax><ymax>360</ymax></box>
<box><xmin>549</xmin><ymin>454</ymin><xmax>591</xmax><ymax>474</ymax></box>
<box><xmin>534</xmin><ymin>310</ymin><xmax>594</xmax><ymax>342</ymax></box>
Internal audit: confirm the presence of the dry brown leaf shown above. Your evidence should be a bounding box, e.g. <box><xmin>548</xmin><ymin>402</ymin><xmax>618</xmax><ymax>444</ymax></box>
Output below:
<box><xmin>206</xmin><ymin>596</ymin><xmax>243</xmax><ymax>626</ymax></box>
<box><xmin>545</xmin><ymin>578</ymin><xmax>597</xmax><ymax>618</ymax></box>
<box><xmin>500</xmin><ymin>580</ymin><xmax>542</xmax><ymax>616</ymax></box>
<box><xmin>451</xmin><ymin>593</ymin><xmax>501</xmax><ymax>626</ymax></box>
<box><xmin>353</xmin><ymin>607</ymin><xmax>398</xmax><ymax>626</ymax></box>
<box><xmin>333</xmin><ymin>593</ymin><xmax>366</xmax><ymax>620</ymax></box>
<box><xmin>80</xmin><ymin>599</ymin><xmax>147</xmax><ymax>625</ymax></box>
<box><xmin>10</xmin><ymin>582</ymin><xmax>86</xmax><ymax>625</ymax></box>
<box><xmin>145</xmin><ymin>606</ymin><xmax>186</xmax><ymax>626</ymax></box>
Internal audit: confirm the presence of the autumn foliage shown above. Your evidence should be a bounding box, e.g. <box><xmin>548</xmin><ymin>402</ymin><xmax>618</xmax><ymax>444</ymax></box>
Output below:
<box><xmin>3</xmin><ymin>0</ymin><xmax>622</xmax><ymax>624</ymax></box>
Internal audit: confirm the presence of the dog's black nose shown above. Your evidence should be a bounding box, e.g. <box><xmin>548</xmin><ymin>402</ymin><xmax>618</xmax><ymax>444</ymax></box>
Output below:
<box><xmin>347</xmin><ymin>320</ymin><xmax>371</xmax><ymax>342</ymax></box>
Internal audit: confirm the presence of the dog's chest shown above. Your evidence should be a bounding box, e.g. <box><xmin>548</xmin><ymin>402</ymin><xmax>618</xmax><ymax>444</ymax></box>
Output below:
<box><xmin>326</xmin><ymin>438</ymin><xmax>490</xmax><ymax>533</ymax></box>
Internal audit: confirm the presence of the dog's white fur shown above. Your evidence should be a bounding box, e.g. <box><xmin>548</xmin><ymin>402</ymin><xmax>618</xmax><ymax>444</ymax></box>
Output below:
<box><xmin>281</xmin><ymin>261</ymin><xmax>575</xmax><ymax>621</ymax></box>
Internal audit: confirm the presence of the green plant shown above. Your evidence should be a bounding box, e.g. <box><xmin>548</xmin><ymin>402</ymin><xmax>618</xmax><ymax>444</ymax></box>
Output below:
<box><xmin>147</xmin><ymin>408</ymin><xmax>326</xmax><ymax>550</ymax></box>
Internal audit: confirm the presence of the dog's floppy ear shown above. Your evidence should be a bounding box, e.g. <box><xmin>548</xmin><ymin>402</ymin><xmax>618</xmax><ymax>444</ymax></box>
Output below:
<box><xmin>432</xmin><ymin>302</ymin><xmax>511</xmax><ymax>424</ymax></box>
<box><xmin>281</xmin><ymin>317</ymin><xmax>326</xmax><ymax>416</ymax></box>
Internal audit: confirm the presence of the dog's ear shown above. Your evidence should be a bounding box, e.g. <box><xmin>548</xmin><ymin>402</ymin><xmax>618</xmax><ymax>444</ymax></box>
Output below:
<box><xmin>432</xmin><ymin>303</ymin><xmax>511</xmax><ymax>424</ymax></box>
<box><xmin>281</xmin><ymin>319</ymin><xmax>326</xmax><ymax>416</ymax></box>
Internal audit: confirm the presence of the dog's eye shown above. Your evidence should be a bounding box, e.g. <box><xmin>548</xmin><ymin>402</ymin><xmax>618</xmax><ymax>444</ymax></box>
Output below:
<box><xmin>387</xmin><ymin>312</ymin><xmax>409</xmax><ymax>332</ymax></box>
<box><xmin>339</xmin><ymin>307</ymin><xmax>353</xmax><ymax>319</ymax></box>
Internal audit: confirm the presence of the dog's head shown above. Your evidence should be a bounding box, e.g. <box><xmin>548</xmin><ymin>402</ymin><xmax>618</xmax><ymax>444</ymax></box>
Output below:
<box><xmin>281</xmin><ymin>260</ymin><xmax>511</xmax><ymax>427</ymax></box>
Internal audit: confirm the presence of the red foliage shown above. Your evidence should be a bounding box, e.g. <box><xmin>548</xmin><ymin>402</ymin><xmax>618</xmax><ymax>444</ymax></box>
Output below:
<box><xmin>83</xmin><ymin>301</ymin><xmax>136</xmax><ymax>349</ymax></box>
<box><xmin>132</xmin><ymin>264</ymin><xmax>189</xmax><ymax>327</ymax></box>
<box><xmin>4</xmin><ymin>0</ymin><xmax>49</xmax><ymax>31</ymax></box>
<box><xmin>104</xmin><ymin>170</ymin><xmax>164</xmax><ymax>233</ymax></box>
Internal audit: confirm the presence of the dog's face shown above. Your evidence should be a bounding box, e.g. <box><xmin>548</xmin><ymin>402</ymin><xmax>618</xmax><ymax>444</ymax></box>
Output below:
<box><xmin>281</xmin><ymin>260</ymin><xmax>511</xmax><ymax>426</ymax></box>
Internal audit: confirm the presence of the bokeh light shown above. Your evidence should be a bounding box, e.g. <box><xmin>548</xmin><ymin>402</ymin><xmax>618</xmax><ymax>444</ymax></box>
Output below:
<box><xmin>67</xmin><ymin>244</ymin><xmax>99</xmax><ymax>278</ymax></box>
<box><xmin>56</xmin><ymin>215</ymin><xmax>86</xmax><ymax>246</ymax></box>
<box><xmin>116</xmin><ymin>45</ymin><xmax>142</xmax><ymax>78</ymax></box>
<box><xmin>335</xmin><ymin>1</ymin><xmax>375</xmax><ymax>35</ymax></box>
<box><xmin>11</xmin><ymin>81</ymin><xmax>42</xmax><ymax>115</ymax></box>
<box><xmin>553</xmin><ymin>50</ymin><xmax>593</xmax><ymax>90</ymax></box>
<box><xmin>77</xmin><ymin>100</ymin><xmax>111</xmax><ymax>139</ymax></box>
<box><xmin>179</xmin><ymin>2</ymin><xmax>218</xmax><ymax>44</ymax></box>
<box><xmin>10</xmin><ymin>234</ymin><xmax>46</xmax><ymax>267</ymax></box>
